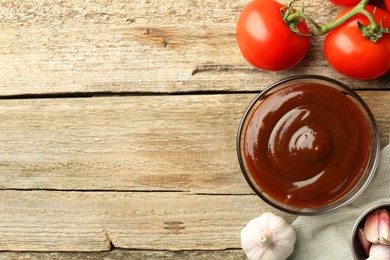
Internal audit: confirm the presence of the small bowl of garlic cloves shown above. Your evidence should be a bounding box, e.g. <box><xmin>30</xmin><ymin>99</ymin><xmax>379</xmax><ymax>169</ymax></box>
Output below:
<box><xmin>351</xmin><ymin>202</ymin><xmax>390</xmax><ymax>259</ymax></box>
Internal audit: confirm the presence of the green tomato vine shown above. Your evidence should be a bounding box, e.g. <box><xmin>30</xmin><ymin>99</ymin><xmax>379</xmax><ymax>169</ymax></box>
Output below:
<box><xmin>282</xmin><ymin>0</ymin><xmax>390</xmax><ymax>42</ymax></box>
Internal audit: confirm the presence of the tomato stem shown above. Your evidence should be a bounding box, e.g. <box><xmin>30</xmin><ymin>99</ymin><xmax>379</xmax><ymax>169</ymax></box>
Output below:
<box><xmin>286</xmin><ymin>11</ymin><xmax>322</xmax><ymax>33</ymax></box>
<box><xmin>283</xmin><ymin>0</ymin><xmax>386</xmax><ymax>41</ymax></box>
<box><xmin>312</xmin><ymin>0</ymin><xmax>373</xmax><ymax>36</ymax></box>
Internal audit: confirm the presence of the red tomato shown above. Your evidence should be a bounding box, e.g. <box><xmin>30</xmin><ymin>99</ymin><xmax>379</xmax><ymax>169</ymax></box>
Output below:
<box><xmin>385</xmin><ymin>0</ymin><xmax>390</xmax><ymax>11</ymax></box>
<box><xmin>328</xmin><ymin>0</ymin><xmax>361</xmax><ymax>6</ymax></box>
<box><xmin>324</xmin><ymin>5</ymin><xmax>390</xmax><ymax>80</ymax></box>
<box><xmin>236</xmin><ymin>0</ymin><xmax>310</xmax><ymax>71</ymax></box>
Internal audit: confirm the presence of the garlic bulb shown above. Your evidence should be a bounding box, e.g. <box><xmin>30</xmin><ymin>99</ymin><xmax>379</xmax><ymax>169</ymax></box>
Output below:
<box><xmin>358</xmin><ymin>209</ymin><xmax>390</xmax><ymax>259</ymax></box>
<box><xmin>367</xmin><ymin>244</ymin><xmax>390</xmax><ymax>260</ymax></box>
<box><xmin>364</xmin><ymin>209</ymin><xmax>390</xmax><ymax>245</ymax></box>
<box><xmin>241</xmin><ymin>212</ymin><xmax>296</xmax><ymax>260</ymax></box>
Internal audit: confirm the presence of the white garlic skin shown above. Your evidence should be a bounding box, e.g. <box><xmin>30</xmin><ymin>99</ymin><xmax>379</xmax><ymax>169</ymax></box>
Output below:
<box><xmin>241</xmin><ymin>212</ymin><xmax>296</xmax><ymax>260</ymax></box>
<box><xmin>367</xmin><ymin>244</ymin><xmax>390</xmax><ymax>260</ymax></box>
<box><xmin>358</xmin><ymin>228</ymin><xmax>372</xmax><ymax>256</ymax></box>
<box><xmin>364</xmin><ymin>209</ymin><xmax>390</xmax><ymax>245</ymax></box>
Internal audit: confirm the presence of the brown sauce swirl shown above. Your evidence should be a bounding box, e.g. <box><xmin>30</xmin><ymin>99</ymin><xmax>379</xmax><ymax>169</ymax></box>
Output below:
<box><xmin>244</xmin><ymin>83</ymin><xmax>371</xmax><ymax>208</ymax></box>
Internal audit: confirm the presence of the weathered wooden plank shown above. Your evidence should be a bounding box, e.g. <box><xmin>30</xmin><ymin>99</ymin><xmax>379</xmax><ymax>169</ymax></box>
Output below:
<box><xmin>0</xmin><ymin>250</ymin><xmax>246</xmax><ymax>260</ymax></box>
<box><xmin>0</xmin><ymin>0</ymin><xmax>388</xmax><ymax>96</ymax></box>
<box><xmin>0</xmin><ymin>94</ymin><xmax>249</xmax><ymax>193</ymax></box>
<box><xmin>0</xmin><ymin>92</ymin><xmax>388</xmax><ymax>192</ymax></box>
<box><xmin>0</xmin><ymin>190</ymin><xmax>293</xmax><ymax>251</ymax></box>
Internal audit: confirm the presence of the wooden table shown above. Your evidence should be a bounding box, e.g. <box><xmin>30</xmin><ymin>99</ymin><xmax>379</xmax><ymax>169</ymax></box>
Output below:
<box><xmin>0</xmin><ymin>0</ymin><xmax>389</xmax><ymax>259</ymax></box>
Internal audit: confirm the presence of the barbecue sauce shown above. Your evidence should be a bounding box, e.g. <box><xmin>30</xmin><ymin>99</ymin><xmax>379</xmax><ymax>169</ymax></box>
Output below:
<box><xmin>244</xmin><ymin>83</ymin><xmax>371</xmax><ymax>208</ymax></box>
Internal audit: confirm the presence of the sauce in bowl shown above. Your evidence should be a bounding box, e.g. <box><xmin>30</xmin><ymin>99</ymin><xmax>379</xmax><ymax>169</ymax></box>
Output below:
<box><xmin>237</xmin><ymin>76</ymin><xmax>379</xmax><ymax>214</ymax></box>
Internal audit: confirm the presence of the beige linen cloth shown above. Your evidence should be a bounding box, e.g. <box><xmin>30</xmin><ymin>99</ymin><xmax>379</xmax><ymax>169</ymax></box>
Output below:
<box><xmin>290</xmin><ymin>143</ymin><xmax>390</xmax><ymax>260</ymax></box>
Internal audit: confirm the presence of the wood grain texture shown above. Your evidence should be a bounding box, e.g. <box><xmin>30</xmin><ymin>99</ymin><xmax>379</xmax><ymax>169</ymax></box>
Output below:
<box><xmin>0</xmin><ymin>0</ymin><xmax>389</xmax><ymax>96</ymax></box>
<box><xmin>0</xmin><ymin>250</ymin><xmax>246</xmax><ymax>260</ymax></box>
<box><xmin>0</xmin><ymin>92</ymin><xmax>388</xmax><ymax>193</ymax></box>
<box><xmin>0</xmin><ymin>190</ymin><xmax>293</xmax><ymax>251</ymax></box>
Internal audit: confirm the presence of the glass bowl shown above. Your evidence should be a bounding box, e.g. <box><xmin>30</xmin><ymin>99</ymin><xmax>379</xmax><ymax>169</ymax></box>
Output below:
<box><xmin>350</xmin><ymin>202</ymin><xmax>390</xmax><ymax>259</ymax></box>
<box><xmin>236</xmin><ymin>75</ymin><xmax>379</xmax><ymax>215</ymax></box>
